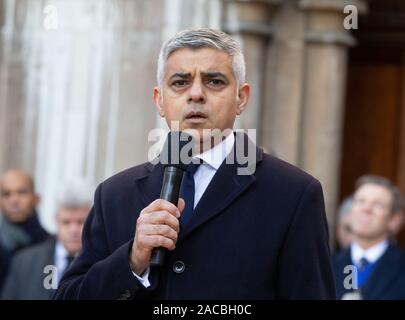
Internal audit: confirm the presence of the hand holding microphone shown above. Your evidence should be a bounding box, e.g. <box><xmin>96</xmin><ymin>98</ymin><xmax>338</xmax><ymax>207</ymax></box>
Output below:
<box><xmin>129</xmin><ymin>198</ymin><xmax>185</xmax><ymax>275</ymax></box>
<box><xmin>129</xmin><ymin>131</ymin><xmax>194</xmax><ymax>274</ymax></box>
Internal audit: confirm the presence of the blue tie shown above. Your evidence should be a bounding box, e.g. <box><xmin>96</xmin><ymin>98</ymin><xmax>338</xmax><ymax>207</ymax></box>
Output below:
<box><xmin>359</xmin><ymin>257</ymin><xmax>369</xmax><ymax>271</ymax></box>
<box><xmin>357</xmin><ymin>257</ymin><xmax>375</xmax><ymax>288</ymax></box>
<box><xmin>179</xmin><ymin>162</ymin><xmax>201</xmax><ymax>230</ymax></box>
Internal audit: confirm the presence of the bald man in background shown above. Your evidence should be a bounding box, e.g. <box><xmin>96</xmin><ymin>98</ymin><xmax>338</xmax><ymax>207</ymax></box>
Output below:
<box><xmin>0</xmin><ymin>169</ymin><xmax>50</xmax><ymax>290</ymax></box>
<box><xmin>1</xmin><ymin>179</ymin><xmax>93</xmax><ymax>299</ymax></box>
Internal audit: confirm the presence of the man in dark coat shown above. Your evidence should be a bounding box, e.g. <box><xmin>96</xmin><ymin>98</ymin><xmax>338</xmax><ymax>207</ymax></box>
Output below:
<box><xmin>1</xmin><ymin>179</ymin><xmax>92</xmax><ymax>299</ymax></box>
<box><xmin>54</xmin><ymin>28</ymin><xmax>335</xmax><ymax>300</ymax></box>
<box><xmin>0</xmin><ymin>169</ymin><xmax>50</xmax><ymax>292</ymax></box>
<box><xmin>333</xmin><ymin>175</ymin><xmax>405</xmax><ymax>299</ymax></box>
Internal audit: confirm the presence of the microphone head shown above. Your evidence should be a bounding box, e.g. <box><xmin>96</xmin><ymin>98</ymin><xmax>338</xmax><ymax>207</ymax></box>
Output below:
<box><xmin>160</xmin><ymin>131</ymin><xmax>195</xmax><ymax>171</ymax></box>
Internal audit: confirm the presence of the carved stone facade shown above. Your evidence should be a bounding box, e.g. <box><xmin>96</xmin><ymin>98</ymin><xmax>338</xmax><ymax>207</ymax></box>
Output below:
<box><xmin>0</xmin><ymin>0</ymin><xmax>368</xmax><ymax>242</ymax></box>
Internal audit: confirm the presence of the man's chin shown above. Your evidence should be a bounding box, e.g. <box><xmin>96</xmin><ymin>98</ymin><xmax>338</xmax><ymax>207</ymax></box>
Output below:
<box><xmin>179</xmin><ymin>127</ymin><xmax>207</xmax><ymax>141</ymax></box>
<box><xmin>5</xmin><ymin>212</ymin><xmax>29</xmax><ymax>223</ymax></box>
<box><xmin>65</xmin><ymin>245</ymin><xmax>81</xmax><ymax>254</ymax></box>
<box><xmin>353</xmin><ymin>232</ymin><xmax>382</xmax><ymax>241</ymax></box>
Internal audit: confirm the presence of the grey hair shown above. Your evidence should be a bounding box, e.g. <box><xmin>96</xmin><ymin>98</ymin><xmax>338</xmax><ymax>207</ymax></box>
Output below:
<box><xmin>355</xmin><ymin>175</ymin><xmax>404</xmax><ymax>214</ymax></box>
<box><xmin>56</xmin><ymin>178</ymin><xmax>94</xmax><ymax>210</ymax></box>
<box><xmin>337</xmin><ymin>196</ymin><xmax>353</xmax><ymax>222</ymax></box>
<box><xmin>157</xmin><ymin>28</ymin><xmax>246</xmax><ymax>88</ymax></box>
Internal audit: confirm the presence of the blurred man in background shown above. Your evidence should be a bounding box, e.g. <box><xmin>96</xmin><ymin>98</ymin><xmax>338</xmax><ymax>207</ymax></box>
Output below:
<box><xmin>0</xmin><ymin>170</ymin><xmax>50</xmax><ymax>291</ymax></box>
<box><xmin>1</xmin><ymin>179</ymin><xmax>93</xmax><ymax>299</ymax></box>
<box><xmin>335</xmin><ymin>197</ymin><xmax>353</xmax><ymax>251</ymax></box>
<box><xmin>333</xmin><ymin>175</ymin><xmax>405</xmax><ymax>299</ymax></box>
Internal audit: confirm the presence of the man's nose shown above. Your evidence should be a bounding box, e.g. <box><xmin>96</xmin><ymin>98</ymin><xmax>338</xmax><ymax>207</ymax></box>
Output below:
<box><xmin>187</xmin><ymin>81</ymin><xmax>206</xmax><ymax>104</ymax></box>
<box><xmin>8</xmin><ymin>194</ymin><xmax>20</xmax><ymax>204</ymax></box>
<box><xmin>67</xmin><ymin>225</ymin><xmax>79</xmax><ymax>235</ymax></box>
<box><xmin>361</xmin><ymin>201</ymin><xmax>374</xmax><ymax>214</ymax></box>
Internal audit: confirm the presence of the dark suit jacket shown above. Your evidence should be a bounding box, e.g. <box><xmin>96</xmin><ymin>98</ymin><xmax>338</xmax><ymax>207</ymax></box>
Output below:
<box><xmin>333</xmin><ymin>243</ymin><xmax>405</xmax><ymax>300</ymax></box>
<box><xmin>54</xmin><ymin>134</ymin><xmax>335</xmax><ymax>300</ymax></box>
<box><xmin>0</xmin><ymin>243</ymin><xmax>10</xmax><ymax>291</ymax></box>
<box><xmin>1</xmin><ymin>237</ymin><xmax>56</xmax><ymax>300</ymax></box>
<box><xmin>0</xmin><ymin>211</ymin><xmax>50</xmax><ymax>296</ymax></box>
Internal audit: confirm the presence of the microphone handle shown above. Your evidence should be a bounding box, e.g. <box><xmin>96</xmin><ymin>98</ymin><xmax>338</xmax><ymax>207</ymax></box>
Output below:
<box><xmin>150</xmin><ymin>166</ymin><xmax>184</xmax><ymax>267</ymax></box>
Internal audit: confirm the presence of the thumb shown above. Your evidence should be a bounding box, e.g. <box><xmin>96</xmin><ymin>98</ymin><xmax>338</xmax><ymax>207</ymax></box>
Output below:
<box><xmin>177</xmin><ymin>198</ymin><xmax>185</xmax><ymax>216</ymax></box>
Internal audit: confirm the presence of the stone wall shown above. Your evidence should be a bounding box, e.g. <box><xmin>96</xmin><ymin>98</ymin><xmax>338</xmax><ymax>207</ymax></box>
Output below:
<box><xmin>0</xmin><ymin>0</ymin><xmax>367</xmax><ymax>243</ymax></box>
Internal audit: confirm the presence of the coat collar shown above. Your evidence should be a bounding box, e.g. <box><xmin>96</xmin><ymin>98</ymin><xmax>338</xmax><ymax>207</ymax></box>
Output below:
<box><xmin>360</xmin><ymin>243</ymin><xmax>403</xmax><ymax>299</ymax></box>
<box><xmin>335</xmin><ymin>243</ymin><xmax>404</xmax><ymax>299</ymax></box>
<box><xmin>133</xmin><ymin>132</ymin><xmax>263</xmax><ymax>242</ymax></box>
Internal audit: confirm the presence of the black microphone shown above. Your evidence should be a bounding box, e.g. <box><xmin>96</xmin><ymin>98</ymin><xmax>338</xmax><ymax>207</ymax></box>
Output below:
<box><xmin>149</xmin><ymin>131</ymin><xmax>194</xmax><ymax>267</ymax></box>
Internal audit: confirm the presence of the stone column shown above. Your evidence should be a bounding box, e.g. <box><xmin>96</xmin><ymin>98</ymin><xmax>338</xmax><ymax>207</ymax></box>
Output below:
<box><xmin>0</xmin><ymin>0</ymin><xmax>32</xmax><ymax>174</ymax></box>
<box><xmin>298</xmin><ymin>0</ymin><xmax>367</xmax><ymax>246</ymax></box>
<box><xmin>261</xmin><ymin>0</ymin><xmax>306</xmax><ymax>160</ymax></box>
<box><xmin>222</xmin><ymin>0</ymin><xmax>280</xmax><ymax>142</ymax></box>
<box><xmin>0</xmin><ymin>0</ymin><xmax>166</xmax><ymax>232</ymax></box>
<box><xmin>262</xmin><ymin>0</ymin><xmax>368</xmax><ymax>247</ymax></box>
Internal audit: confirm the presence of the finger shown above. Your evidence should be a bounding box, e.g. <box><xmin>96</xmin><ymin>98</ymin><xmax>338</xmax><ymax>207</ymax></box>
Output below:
<box><xmin>142</xmin><ymin>199</ymin><xmax>180</xmax><ymax>218</ymax></box>
<box><xmin>138</xmin><ymin>210</ymin><xmax>180</xmax><ymax>233</ymax></box>
<box><xmin>140</xmin><ymin>224</ymin><xmax>178</xmax><ymax>242</ymax></box>
<box><xmin>143</xmin><ymin>235</ymin><xmax>175</xmax><ymax>250</ymax></box>
<box><xmin>177</xmin><ymin>198</ymin><xmax>185</xmax><ymax>215</ymax></box>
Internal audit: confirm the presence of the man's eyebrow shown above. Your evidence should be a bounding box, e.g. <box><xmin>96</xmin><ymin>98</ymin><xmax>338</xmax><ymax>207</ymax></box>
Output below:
<box><xmin>169</xmin><ymin>72</ymin><xmax>191</xmax><ymax>80</ymax></box>
<box><xmin>201</xmin><ymin>72</ymin><xmax>228</xmax><ymax>78</ymax></box>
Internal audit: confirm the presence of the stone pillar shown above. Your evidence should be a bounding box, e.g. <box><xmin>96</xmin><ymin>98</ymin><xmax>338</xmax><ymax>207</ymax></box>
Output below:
<box><xmin>0</xmin><ymin>0</ymin><xmax>31</xmax><ymax>174</ymax></box>
<box><xmin>262</xmin><ymin>0</ymin><xmax>368</xmax><ymax>247</ymax></box>
<box><xmin>0</xmin><ymin>0</ymin><xmax>166</xmax><ymax>232</ymax></box>
<box><xmin>261</xmin><ymin>0</ymin><xmax>306</xmax><ymax>160</ymax></box>
<box><xmin>222</xmin><ymin>0</ymin><xmax>280</xmax><ymax>142</ymax></box>
<box><xmin>298</xmin><ymin>0</ymin><xmax>367</xmax><ymax>246</ymax></box>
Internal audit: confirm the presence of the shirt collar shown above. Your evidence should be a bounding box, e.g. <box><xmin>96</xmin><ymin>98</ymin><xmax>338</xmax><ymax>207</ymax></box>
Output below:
<box><xmin>194</xmin><ymin>132</ymin><xmax>235</xmax><ymax>170</ymax></box>
<box><xmin>55</xmin><ymin>240</ymin><xmax>68</xmax><ymax>261</ymax></box>
<box><xmin>351</xmin><ymin>240</ymin><xmax>389</xmax><ymax>265</ymax></box>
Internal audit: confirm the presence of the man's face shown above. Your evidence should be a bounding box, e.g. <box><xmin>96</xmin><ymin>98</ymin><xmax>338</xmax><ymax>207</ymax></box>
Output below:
<box><xmin>154</xmin><ymin>48</ymin><xmax>250</xmax><ymax>146</ymax></box>
<box><xmin>56</xmin><ymin>207</ymin><xmax>89</xmax><ymax>256</ymax></box>
<box><xmin>0</xmin><ymin>171</ymin><xmax>39</xmax><ymax>223</ymax></box>
<box><xmin>350</xmin><ymin>184</ymin><xmax>394</xmax><ymax>240</ymax></box>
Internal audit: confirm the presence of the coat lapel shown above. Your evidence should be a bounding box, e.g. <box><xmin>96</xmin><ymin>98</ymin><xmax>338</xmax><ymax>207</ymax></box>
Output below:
<box><xmin>134</xmin><ymin>162</ymin><xmax>165</xmax><ymax>207</ymax></box>
<box><xmin>179</xmin><ymin>134</ymin><xmax>263</xmax><ymax>242</ymax></box>
<box><xmin>44</xmin><ymin>237</ymin><xmax>57</xmax><ymax>299</ymax></box>
<box><xmin>361</xmin><ymin>244</ymin><xmax>402</xmax><ymax>299</ymax></box>
<box><xmin>334</xmin><ymin>248</ymin><xmax>353</xmax><ymax>298</ymax></box>
<box><xmin>133</xmin><ymin>134</ymin><xmax>263</xmax><ymax>243</ymax></box>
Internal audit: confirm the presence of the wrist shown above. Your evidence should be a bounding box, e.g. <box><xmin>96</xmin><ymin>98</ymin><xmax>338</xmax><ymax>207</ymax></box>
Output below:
<box><xmin>129</xmin><ymin>248</ymin><xmax>148</xmax><ymax>276</ymax></box>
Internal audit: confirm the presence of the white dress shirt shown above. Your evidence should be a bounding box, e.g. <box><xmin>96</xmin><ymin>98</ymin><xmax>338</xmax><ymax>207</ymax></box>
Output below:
<box><xmin>54</xmin><ymin>241</ymin><xmax>71</xmax><ymax>286</ymax></box>
<box><xmin>133</xmin><ymin>133</ymin><xmax>235</xmax><ymax>287</ymax></box>
<box><xmin>350</xmin><ymin>240</ymin><xmax>389</xmax><ymax>266</ymax></box>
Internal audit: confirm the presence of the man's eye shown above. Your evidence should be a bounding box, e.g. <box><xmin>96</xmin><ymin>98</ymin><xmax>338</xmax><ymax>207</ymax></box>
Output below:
<box><xmin>18</xmin><ymin>189</ymin><xmax>29</xmax><ymax>196</ymax></box>
<box><xmin>206</xmin><ymin>79</ymin><xmax>225</xmax><ymax>86</ymax></box>
<box><xmin>172</xmin><ymin>80</ymin><xmax>189</xmax><ymax>87</ymax></box>
<box><xmin>374</xmin><ymin>202</ymin><xmax>387</xmax><ymax>210</ymax></box>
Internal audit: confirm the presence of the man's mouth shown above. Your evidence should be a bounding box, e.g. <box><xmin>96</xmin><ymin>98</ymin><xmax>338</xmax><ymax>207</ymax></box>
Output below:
<box><xmin>185</xmin><ymin>111</ymin><xmax>208</xmax><ymax>123</ymax></box>
<box><xmin>7</xmin><ymin>207</ymin><xmax>21</xmax><ymax>214</ymax></box>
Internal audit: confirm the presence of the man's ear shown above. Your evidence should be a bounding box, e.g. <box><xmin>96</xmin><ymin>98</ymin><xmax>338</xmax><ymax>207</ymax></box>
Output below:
<box><xmin>236</xmin><ymin>83</ymin><xmax>250</xmax><ymax>116</ymax></box>
<box><xmin>153</xmin><ymin>86</ymin><xmax>165</xmax><ymax>117</ymax></box>
<box><xmin>33</xmin><ymin>194</ymin><xmax>41</xmax><ymax>207</ymax></box>
<box><xmin>388</xmin><ymin>211</ymin><xmax>404</xmax><ymax>235</ymax></box>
